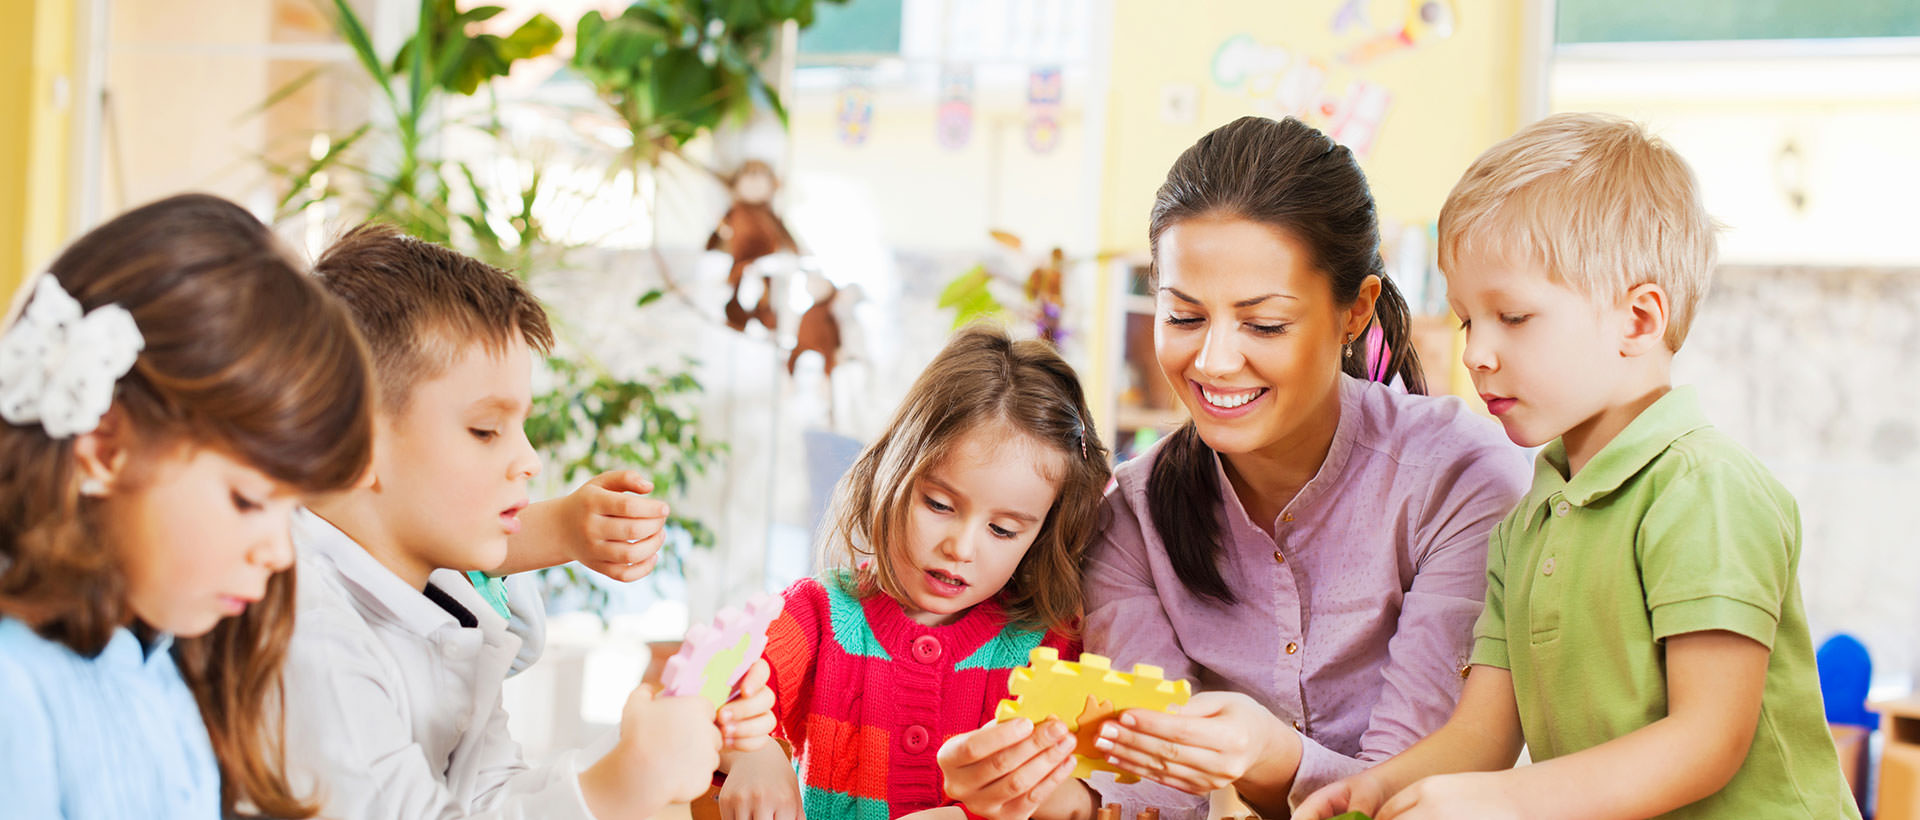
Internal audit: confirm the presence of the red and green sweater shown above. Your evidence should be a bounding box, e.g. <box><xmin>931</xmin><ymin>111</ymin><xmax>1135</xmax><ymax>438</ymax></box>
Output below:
<box><xmin>763</xmin><ymin>572</ymin><xmax>1077</xmax><ymax>820</ymax></box>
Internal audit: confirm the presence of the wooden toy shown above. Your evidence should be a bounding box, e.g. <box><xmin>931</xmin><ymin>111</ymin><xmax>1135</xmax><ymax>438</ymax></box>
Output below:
<box><xmin>994</xmin><ymin>647</ymin><xmax>1192</xmax><ymax>783</ymax></box>
<box><xmin>660</xmin><ymin>594</ymin><xmax>782</xmax><ymax>711</ymax></box>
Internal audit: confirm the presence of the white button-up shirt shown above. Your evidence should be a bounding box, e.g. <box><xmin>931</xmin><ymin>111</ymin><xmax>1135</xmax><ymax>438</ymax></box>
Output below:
<box><xmin>281</xmin><ymin>510</ymin><xmax>597</xmax><ymax>820</ymax></box>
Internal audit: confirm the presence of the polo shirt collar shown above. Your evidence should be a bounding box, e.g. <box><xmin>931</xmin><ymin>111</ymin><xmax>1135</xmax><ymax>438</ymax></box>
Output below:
<box><xmin>1539</xmin><ymin>386</ymin><xmax>1712</xmax><ymax>509</ymax></box>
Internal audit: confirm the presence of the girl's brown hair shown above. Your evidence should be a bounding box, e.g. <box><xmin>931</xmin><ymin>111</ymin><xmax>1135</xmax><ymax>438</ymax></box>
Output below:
<box><xmin>1147</xmin><ymin>116</ymin><xmax>1426</xmax><ymax>605</ymax></box>
<box><xmin>0</xmin><ymin>193</ymin><xmax>374</xmax><ymax>817</ymax></box>
<box><xmin>821</xmin><ymin>325</ymin><xmax>1110</xmax><ymax>634</ymax></box>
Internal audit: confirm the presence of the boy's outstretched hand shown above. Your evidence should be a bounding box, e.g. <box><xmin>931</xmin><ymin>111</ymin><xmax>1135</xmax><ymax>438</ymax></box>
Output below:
<box><xmin>504</xmin><ymin>470</ymin><xmax>672</xmax><ymax>580</ymax></box>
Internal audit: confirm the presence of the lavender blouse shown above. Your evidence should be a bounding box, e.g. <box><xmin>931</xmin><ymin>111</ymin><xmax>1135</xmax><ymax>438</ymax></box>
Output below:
<box><xmin>1084</xmin><ymin>375</ymin><xmax>1531</xmax><ymax>817</ymax></box>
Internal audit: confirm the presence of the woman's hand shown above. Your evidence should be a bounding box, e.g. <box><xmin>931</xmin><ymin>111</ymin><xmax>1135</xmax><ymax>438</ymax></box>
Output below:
<box><xmin>1092</xmin><ymin>691</ymin><xmax>1300</xmax><ymax>797</ymax></box>
<box><xmin>936</xmin><ymin>718</ymin><xmax>1081</xmax><ymax>820</ymax></box>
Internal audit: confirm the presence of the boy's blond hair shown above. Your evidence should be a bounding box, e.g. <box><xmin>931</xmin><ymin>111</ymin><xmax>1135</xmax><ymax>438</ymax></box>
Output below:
<box><xmin>1439</xmin><ymin>112</ymin><xmax>1717</xmax><ymax>350</ymax></box>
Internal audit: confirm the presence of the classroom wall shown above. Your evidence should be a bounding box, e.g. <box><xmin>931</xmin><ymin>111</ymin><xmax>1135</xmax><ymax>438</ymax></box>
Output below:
<box><xmin>1096</xmin><ymin>0</ymin><xmax>1532</xmax><ymax>254</ymax></box>
<box><xmin>1</xmin><ymin>0</ymin><xmax>77</xmax><ymax>304</ymax></box>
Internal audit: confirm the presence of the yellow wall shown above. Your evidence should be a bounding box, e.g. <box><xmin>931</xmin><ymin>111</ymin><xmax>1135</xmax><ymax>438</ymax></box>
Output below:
<box><xmin>1097</xmin><ymin>0</ymin><xmax>1526</xmax><ymax>252</ymax></box>
<box><xmin>1</xmin><ymin>0</ymin><xmax>75</xmax><ymax>305</ymax></box>
<box><xmin>1085</xmin><ymin>0</ymin><xmax>1527</xmax><ymax>413</ymax></box>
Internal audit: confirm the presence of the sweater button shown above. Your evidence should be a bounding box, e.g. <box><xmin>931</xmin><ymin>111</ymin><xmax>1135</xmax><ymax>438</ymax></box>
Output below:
<box><xmin>911</xmin><ymin>635</ymin><xmax>942</xmax><ymax>664</ymax></box>
<box><xmin>903</xmin><ymin>724</ymin><xmax>930</xmax><ymax>753</ymax></box>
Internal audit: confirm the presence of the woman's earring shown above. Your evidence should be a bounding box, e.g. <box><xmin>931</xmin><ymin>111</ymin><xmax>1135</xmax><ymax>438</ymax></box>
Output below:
<box><xmin>79</xmin><ymin>477</ymin><xmax>107</xmax><ymax>498</ymax></box>
<box><xmin>1343</xmin><ymin>333</ymin><xmax>1355</xmax><ymax>359</ymax></box>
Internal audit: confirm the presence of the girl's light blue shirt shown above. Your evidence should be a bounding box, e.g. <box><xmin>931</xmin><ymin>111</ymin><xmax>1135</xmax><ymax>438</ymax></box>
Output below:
<box><xmin>0</xmin><ymin>617</ymin><xmax>220</xmax><ymax>819</ymax></box>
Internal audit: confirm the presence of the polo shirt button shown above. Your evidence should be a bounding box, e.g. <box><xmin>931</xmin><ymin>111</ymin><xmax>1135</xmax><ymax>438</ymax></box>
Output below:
<box><xmin>912</xmin><ymin>635</ymin><xmax>942</xmax><ymax>664</ymax></box>
<box><xmin>1542</xmin><ymin>557</ymin><xmax>1557</xmax><ymax>576</ymax></box>
<box><xmin>903</xmin><ymin>724</ymin><xmax>930</xmax><ymax>753</ymax></box>
<box><xmin>1554</xmin><ymin>500</ymin><xmax>1571</xmax><ymax>517</ymax></box>
<box><xmin>1285</xmin><ymin>642</ymin><xmax>1299</xmax><ymax>655</ymax></box>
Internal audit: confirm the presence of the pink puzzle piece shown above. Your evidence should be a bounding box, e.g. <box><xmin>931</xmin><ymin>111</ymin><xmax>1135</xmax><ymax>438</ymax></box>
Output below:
<box><xmin>660</xmin><ymin>593</ymin><xmax>782</xmax><ymax>711</ymax></box>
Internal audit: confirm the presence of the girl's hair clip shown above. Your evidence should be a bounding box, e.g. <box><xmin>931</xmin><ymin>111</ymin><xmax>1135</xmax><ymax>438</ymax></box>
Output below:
<box><xmin>0</xmin><ymin>275</ymin><xmax>146</xmax><ymax>439</ymax></box>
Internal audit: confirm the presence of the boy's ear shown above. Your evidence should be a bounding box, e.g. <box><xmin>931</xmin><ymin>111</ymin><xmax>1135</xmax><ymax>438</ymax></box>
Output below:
<box><xmin>1618</xmin><ymin>282</ymin><xmax>1671</xmax><ymax>357</ymax></box>
<box><xmin>71</xmin><ymin>405</ymin><xmax>134</xmax><ymax>494</ymax></box>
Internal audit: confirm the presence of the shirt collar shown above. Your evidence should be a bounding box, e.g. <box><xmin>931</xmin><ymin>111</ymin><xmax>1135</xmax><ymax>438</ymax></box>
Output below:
<box><xmin>99</xmin><ymin>625</ymin><xmax>177</xmax><ymax>672</ymax></box>
<box><xmin>293</xmin><ymin>508</ymin><xmax>499</xmax><ymax>637</ymax></box>
<box><xmin>1539</xmin><ymin>386</ymin><xmax>1711</xmax><ymax>509</ymax></box>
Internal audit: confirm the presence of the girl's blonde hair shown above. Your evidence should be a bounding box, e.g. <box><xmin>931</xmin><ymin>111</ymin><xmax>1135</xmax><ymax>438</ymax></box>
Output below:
<box><xmin>0</xmin><ymin>194</ymin><xmax>375</xmax><ymax>818</ymax></box>
<box><xmin>822</xmin><ymin>325</ymin><xmax>1110</xmax><ymax>634</ymax></box>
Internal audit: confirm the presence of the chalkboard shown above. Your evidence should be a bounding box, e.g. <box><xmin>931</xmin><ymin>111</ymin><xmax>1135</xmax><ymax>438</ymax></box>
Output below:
<box><xmin>1557</xmin><ymin>0</ymin><xmax>1920</xmax><ymax>44</ymax></box>
<box><xmin>797</xmin><ymin>0</ymin><xmax>903</xmax><ymax>57</ymax></box>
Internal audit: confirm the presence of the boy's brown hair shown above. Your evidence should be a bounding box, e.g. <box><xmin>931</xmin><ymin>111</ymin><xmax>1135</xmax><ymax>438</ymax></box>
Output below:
<box><xmin>822</xmin><ymin>325</ymin><xmax>1111</xmax><ymax>634</ymax></box>
<box><xmin>313</xmin><ymin>223</ymin><xmax>554</xmax><ymax>411</ymax></box>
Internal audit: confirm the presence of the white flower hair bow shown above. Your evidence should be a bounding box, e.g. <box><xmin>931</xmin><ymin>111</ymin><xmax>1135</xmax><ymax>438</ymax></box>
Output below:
<box><xmin>0</xmin><ymin>275</ymin><xmax>145</xmax><ymax>439</ymax></box>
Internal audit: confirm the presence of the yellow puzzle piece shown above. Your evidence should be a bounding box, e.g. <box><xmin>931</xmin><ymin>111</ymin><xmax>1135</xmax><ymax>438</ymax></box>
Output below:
<box><xmin>994</xmin><ymin>647</ymin><xmax>1192</xmax><ymax>783</ymax></box>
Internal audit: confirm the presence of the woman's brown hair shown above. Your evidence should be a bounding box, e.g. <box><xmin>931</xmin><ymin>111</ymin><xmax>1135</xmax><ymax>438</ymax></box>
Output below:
<box><xmin>1146</xmin><ymin>116</ymin><xmax>1427</xmax><ymax>605</ymax></box>
<box><xmin>0</xmin><ymin>193</ymin><xmax>374</xmax><ymax>817</ymax></box>
<box><xmin>821</xmin><ymin>325</ymin><xmax>1110</xmax><ymax>634</ymax></box>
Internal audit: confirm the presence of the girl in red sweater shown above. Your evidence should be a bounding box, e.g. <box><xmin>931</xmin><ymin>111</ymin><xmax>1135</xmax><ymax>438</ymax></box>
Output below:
<box><xmin>718</xmin><ymin>326</ymin><xmax>1111</xmax><ymax>820</ymax></box>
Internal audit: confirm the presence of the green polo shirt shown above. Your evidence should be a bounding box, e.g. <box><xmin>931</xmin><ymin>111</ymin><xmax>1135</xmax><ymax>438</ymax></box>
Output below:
<box><xmin>1469</xmin><ymin>387</ymin><xmax>1858</xmax><ymax>818</ymax></box>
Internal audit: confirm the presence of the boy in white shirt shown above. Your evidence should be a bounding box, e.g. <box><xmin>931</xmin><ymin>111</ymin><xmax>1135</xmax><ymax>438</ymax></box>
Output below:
<box><xmin>282</xmin><ymin>224</ymin><xmax>774</xmax><ymax>820</ymax></box>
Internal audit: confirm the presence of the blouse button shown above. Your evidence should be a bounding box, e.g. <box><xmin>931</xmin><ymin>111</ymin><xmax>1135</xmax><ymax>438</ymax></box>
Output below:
<box><xmin>1273</xmin><ymin>550</ymin><xmax>1285</xmax><ymax>564</ymax></box>
<box><xmin>1285</xmin><ymin>642</ymin><xmax>1299</xmax><ymax>655</ymax></box>
<box><xmin>1542</xmin><ymin>557</ymin><xmax>1557</xmax><ymax>577</ymax></box>
<box><xmin>1291</xmin><ymin>719</ymin><xmax>1303</xmax><ymax>731</ymax></box>
<box><xmin>1460</xmin><ymin>664</ymin><xmax>1472</xmax><ymax>679</ymax></box>
<box><xmin>903</xmin><ymin>724</ymin><xmax>930</xmax><ymax>753</ymax></box>
<box><xmin>911</xmin><ymin>635</ymin><xmax>943</xmax><ymax>664</ymax></box>
<box><xmin>1281</xmin><ymin>513</ymin><xmax>1295</xmax><ymax>523</ymax></box>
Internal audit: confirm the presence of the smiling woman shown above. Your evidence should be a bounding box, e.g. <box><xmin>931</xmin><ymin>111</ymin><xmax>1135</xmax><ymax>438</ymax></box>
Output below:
<box><xmin>1073</xmin><ymin>116</ymin><xmax>1533</xmax><ymax>819</ymax></box>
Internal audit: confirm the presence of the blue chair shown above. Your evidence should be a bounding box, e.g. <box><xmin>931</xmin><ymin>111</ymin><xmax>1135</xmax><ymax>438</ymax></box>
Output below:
<box><xmin>1819</xmin><ymin>633</ymin><xmax>1877</xmax><ymax>729</ymax></box>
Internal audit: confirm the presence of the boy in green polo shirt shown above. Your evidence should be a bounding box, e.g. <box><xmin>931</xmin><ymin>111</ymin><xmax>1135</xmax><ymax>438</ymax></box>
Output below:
<box><xmin>1296</xmin><ymin>113</ymin><xmax>1860</xmax><ymax>820</ymax></box>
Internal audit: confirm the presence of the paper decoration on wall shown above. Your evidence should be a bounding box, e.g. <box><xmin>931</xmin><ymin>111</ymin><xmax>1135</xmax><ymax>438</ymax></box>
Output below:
<box><xmin>707</xmin><ymin>161</ymin><xmax>799</xmax><ymax>333</ymax></box>
<box><xmin>1332</xmin><ymin>0</ymin><xmax>1371</xmax><ymax>34</ymax></box>
<box><xmin>1343</xmin><ymin>0</ymin><xmax>1458</xmax><ymax>64</ymax></box>
<box><xmin>1209</xmin><ymin>33</ymin><xmax>1396</xmax><ymax>160</ymax></box>
<box><xmin>660</xmin><ymin>594</ymin><xmax>782</xmax><ymax>711</ymax></box>
<box><xmin>994</xmin><ymin>648</ymin><xmax>1191</xmax><ymax>783</ymax></box>
<box><xmin>1159</xmin><ymin>83</ymin><xmax>1198</xmax><ymax>125</ymax></box>
<box><xmin>1026</xmin><ymin>65</ymin><xmax>1063</xmax><ymax>154</ymax></box>
<box><xmin>835</xmin><ymin>75</ymin><xmax>874</xmax><ymax>146</ymax></box>
<box><xmin>937</xmin><ymin>64</ymin><xmax>975</xmax><ymax>151</ymax></box>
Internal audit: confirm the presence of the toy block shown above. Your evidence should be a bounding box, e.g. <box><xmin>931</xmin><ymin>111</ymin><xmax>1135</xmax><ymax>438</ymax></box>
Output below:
<box><xmin>661</xmin><ymin>593</ymin><xmax>782</xmax><ymax>711</ymax></box>
<box><xmin>993</xmin><ymin>647</ymin><xmax>1192</xmax><ymax>783</ymax></box>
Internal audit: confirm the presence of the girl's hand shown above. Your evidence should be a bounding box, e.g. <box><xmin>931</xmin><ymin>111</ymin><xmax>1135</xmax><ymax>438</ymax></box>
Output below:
<box><xmin>935</xmin><ymin>718</ymin><xmax>1079</xmax><ymax>820</ymax></box>
<box><xmin>720</xmin><ymin>659</ymin><xmax>776</xmax><ymax>752</ymax></box>
<box><xmin>1294</xmin><ymin>772</ymin><xmax>1391</xmax><ymax>820</ymax></box>
<box><xmin>719</xmin><ymin>744</ymin><xmax>805</xmax><ymax>820</ymax></box>
<box><xmin>1376</xmin><ymin>771</ymin><xmax>1523</xmax><ymax>820</ymax></box>
<box><xmin>1093</xmin><ymin>691</ymin><xmax>1299</xmax><ymax>795</ymax></box>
